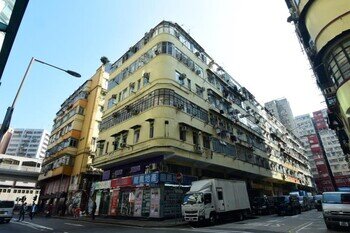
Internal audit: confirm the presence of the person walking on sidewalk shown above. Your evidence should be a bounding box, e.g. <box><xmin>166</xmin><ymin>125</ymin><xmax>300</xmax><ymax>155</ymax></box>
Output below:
<box><xmin>17</xmin><ymin>202</ymin><xmax>27</xmax><ymax>221</ymax></box>
<box><xmin>29</xmin><ymin>202</ymin><xmax>36</xmax><ymax>220</ymax></box>
<box><xmin>91</xmin><ymin>201</ymin><xmax>97</xmax><ymax>220</ymax></box>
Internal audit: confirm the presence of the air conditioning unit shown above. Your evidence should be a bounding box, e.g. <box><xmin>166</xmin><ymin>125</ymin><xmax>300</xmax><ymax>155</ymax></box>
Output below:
<box><xmin>180</xmin><ymin>126</ymin><xmax>188</xmax><ymax>131</ymax></box>
<box><xmin>143</xmin><ymin>72</ymin><xmax>150</xmax><ymax>79</ymax></box>
<box><xmin>179</xmin><ymin>73</ymin><xmax>186</xmax><ymax>80</ymax></box>
<box><xmin>216</xmin><ymin>128</ymin><xmax>221</xmax><ymax>135</ymax></box>
<box><xmin>194</xmin><ymin>144</ymin><xmax>202</xmax><ymax>152</ymax></box>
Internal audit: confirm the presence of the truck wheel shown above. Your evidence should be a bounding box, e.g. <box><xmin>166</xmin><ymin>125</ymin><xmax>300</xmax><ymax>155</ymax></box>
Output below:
<box><xmin>209</xmin><ymin>213</ymin><xmax>217</xmax><ymax>225</ymax></box>
<box><xmin>325</xmin><ymin>222</ymin><xmax>333</xmax><ymax>230</ymax></box>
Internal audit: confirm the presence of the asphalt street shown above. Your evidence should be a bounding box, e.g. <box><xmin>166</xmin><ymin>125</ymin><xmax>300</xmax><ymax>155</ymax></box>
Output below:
<box><xmin>0</xmin><ymin>210</ymin><xmax>348</xmax><ymax>233</ymax></box>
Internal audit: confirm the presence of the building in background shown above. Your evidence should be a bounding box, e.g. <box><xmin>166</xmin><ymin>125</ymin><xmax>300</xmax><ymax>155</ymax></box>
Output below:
<box><xmin>295</xmin><ymin>109</ymin><xmax>350</xmax><ymax>192</ymax></box>
<box><xmin>4</xmin><ymin>128</ymin><xmax>49</xmax><ymax>159</ymax></box>
<box><xmin>295</xmin><ymin>113</ymin><xmax>334</xmax><ymax>192</ymax></box>
<box><xmin>313</xmin><ymin>110</ymin><xmax>350</xmax><ymax>189</ymax></box>
<box><xmin>0</xmin><ymin>125</ymin><xmax>13</xmax><ymax>153</ymax></box>
<box><xmin>265</xmin><ymin>98</ymin><xmax>296</xmax><ymax>132</ymax></box>
<box><xmin>92</xmin><ymin>21</ymin><xmax>313</xmax><ymax>218</ymax></box>
<box><xmin>284</xmin><ymin>0</ymin><xmax>350</xmax><ymax>165</ymax></box>
<box><xmin>0</xmin><ymin>154</ymin><xmax>41</xmax><ymax>203</ymax></box>
<box><xmin>38</xmin><ymin>64</ymin><xmax>108</xmax><ymax>214</ymax></box>
<box><xmin>0</xmin><ymin>0</ymin><xmax>29</xmax><ymax>82</ymax></box>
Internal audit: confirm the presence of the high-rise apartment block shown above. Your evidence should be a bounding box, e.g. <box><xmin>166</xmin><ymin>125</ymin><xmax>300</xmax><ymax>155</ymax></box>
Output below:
<box><xmin>5</xmin><ymin>128</ymin><xmax>49</xmax><ymax>159</ymax></box>
<box><xmin>38</xmin><ymin>66</ymin><xmax>108</xmax><ymax>212</ymax></box>
<box><xmin>91</xmin><ymin>21</ymin><xmax>313</xmax><ymax>218</ymax></box>
<box><xmin>265</xmin><ymin>98</ymin><xmax>296</xmax><ymax>132</ymax></box>
<box><xmin>284</xmin><ymin>0</ymin><xmax>350</xmax><ymax>166</ymax></box>
<box><xmin>295</xmin><ymin>109</ymin><xmax>350</xmax><ymax>192</ymax></box>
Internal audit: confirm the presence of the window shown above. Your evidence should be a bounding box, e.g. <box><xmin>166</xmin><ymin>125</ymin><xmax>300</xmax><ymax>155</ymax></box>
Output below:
<box><xmin>113</xmin><ymin>136</ymin><xmax>120</xmax><ymax>150</ymax></box>
<box><xmin>129</xmin><ymin>83</ymin><xmax>135</xmax><ymax>94</ymax></box>
<box><xmin>108</xmin><ymin>97</ymin><xmax>116</xmax><ymax>109</ymax></box>
<box><xmin>203</xmin><ymin>134</ymin><xmax>211</xmax><ymax>149</ymax></box>
<box><xmin>217</xmin><ymin>189</ymin><xmax>223</xmax><ymax>200</ymax></box>
<box><xmin>187</xmin><ymin>79</ymin><xmax>191</xmax><ymax>90</ymax></box>
<box><xmin>78</xmin><ymin>106</ymin><xmax>85</xmax><ymax>115</ymax></box>
<box><xmin>195</xmin><ymin>85</ymin><xmax>204</xmax><ymax>98</ymax></box>
<box><xmin>149</xmin><ymin>121</ymin><xmax>154</xmax><ymax>138</ymax></box>
<box><xmin>180</xmin><ymin>126</ymin><xmax>187</xmax><ymax>141</ymax></box>
<box><xmin>134</xmin><ymin>129</ymin><xmax>140</xmax><ymax>144</ymax></box>
<box><xmin>143</xmin><ymin>73</ymin><xmax>150</xmax><ymax>85</ymax></box>
<box><xmin>122</xmin><ymin>88</ymin><xmax>128</xmax><ymax>100</ymax></box>
<box><xmin>176</xmin><ymin>71</ymin><xmax>185</xmax><ymax>85</ymax></box>
<box><xmin>122</xmin><ymin>133</ymin><xmax>128</xmax><ymax>145</ymax></box>
<box><xmin>193</xmin><ymin>131</ymin><xmax>199</xmax><ymax>145</ymax></box>
<box><xmin>137</xmin><ymin>79</ymin><xmax>141</xmax><ymax>90</ymax></box>
<box><xmin>13</xmin><ymin>189</ymin><xmax>17</xmax><ymax>193</ymax></box>
<box><xmin>105</xmin><ymin>142</ymin><xmax>109</xmax><ymax>154</ymax></box>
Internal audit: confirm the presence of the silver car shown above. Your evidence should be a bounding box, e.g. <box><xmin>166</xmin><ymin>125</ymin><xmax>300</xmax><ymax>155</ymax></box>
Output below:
<box><xmin>0</xmin><ymin>200</ymin><xmax>15</xmax><ymax>223</ymax></box>
<box><xmin>322</xmin><ymin>192</ymin><xmax>350</xmax><ymax>230</ymax></box>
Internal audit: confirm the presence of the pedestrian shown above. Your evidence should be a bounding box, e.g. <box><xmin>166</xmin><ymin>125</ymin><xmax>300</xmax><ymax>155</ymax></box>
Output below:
<box><xmin>72</xmin><ymin>203</ymin><xmax>77</xmax><ymax>218</ymax></box>
<box><xmin>29</xmin><ymin>202</ymin><xmax>36</xmax><ymax>220</ymax></box>
<box><xmin>91</xmin><ymin>201</ymin><xmax>97</xmax><ymax>220</ymax></box>
<box><xmin>61</xmin><ymin>201</ymin><xmax>67</xmax><ymax>216</ymax></box>
<box><xmin>17</xmin><ymin>202</ymin><xmax>27</xmax><ymax>221</ymax></box>
<box><xmin>46</xmin><ymin>203</ymin><xmax>52</xmax><ymax>217</ymax></box>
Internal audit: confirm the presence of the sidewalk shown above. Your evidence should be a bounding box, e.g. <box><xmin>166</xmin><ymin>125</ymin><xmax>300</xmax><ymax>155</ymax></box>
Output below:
<box><xmin>52</xmin><ymin>215</ymin><xmax>188</xmax><ymax>228</ymax></box>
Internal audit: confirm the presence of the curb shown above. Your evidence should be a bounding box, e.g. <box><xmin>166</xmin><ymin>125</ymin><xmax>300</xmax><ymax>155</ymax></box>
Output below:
<box><xmin>51</xmin><ymin>216</ymin><xmax>188</xmax><ymax>228</ymax></box>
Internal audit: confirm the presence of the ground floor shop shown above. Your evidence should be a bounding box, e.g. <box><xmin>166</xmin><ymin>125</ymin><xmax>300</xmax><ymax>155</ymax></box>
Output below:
<box><xmin>92</xmin><ymin>172</ymin><xmax>195</xmax><ymax>218</ymax></box>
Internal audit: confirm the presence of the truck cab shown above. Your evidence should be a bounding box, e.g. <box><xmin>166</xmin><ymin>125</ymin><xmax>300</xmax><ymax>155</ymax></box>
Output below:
<box><xmin>182</xmin><ymin>192</ymin><xmax>215</xmax><ymax>222</ymax></box>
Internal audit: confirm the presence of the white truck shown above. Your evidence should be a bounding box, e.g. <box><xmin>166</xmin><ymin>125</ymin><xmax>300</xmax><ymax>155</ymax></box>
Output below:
<box><xmin>181</xmin><ymin>179</ymin><xmax>250</xmax><ymax>224</ymax></box>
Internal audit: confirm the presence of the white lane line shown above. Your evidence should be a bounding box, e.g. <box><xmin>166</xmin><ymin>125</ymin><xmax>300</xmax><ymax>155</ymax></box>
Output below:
<box><xmin>295</xmin><ymin>222</ymin><xmax>313</xmax><ymax>233</ymax></box>
<box><xmin>11</xmin><ymin>220</ymin><xmax>41</xmax><ymax>230</ymax></box>
<box><xmin>64</xmin><ymin>222</ymin><xmax>83</xmax><ymax>227</ymax></box>
<box><xmin>21</xmin><ymin>221</ymin><xmax>54</xmax><ymax>230</ymax></box>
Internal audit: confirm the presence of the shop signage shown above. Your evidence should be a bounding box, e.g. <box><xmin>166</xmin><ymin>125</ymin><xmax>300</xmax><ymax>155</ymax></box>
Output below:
<box><xmin>109</xmin><ymin>190</ymin><xmax>119</xmax><ymax>216</ymax></box>
<box><xmin>94</xmin><ymin>180</ymin><xmax>111</xmax><ymax>190</ymax></box>
<box><xmin>102</xmin><ymin>170</ymin><xmax>111</xmax><ymax>180</ymax></box>
<box><xmin>133</xmin><ymin>172</ymin><xmax>160</xmax><ymax>185</ymax></box>
<box><xmin>114</xmin><ymin>169</ymin><xmax>123</xmax><ymax>176</ymax></box>
<box><xmin>111</xmin><ymin>176</ymin><xmax>132</xmax><ymax>188</ymax></box>
<box><xmin>130</xmin><ymin>165</ymin><xmax>141</xmax><ymax>173</ymax></box>
<box><xmin>132</xmin><ymin>172</ymin><xmax>197</xmax><ymax>186</ymax></box>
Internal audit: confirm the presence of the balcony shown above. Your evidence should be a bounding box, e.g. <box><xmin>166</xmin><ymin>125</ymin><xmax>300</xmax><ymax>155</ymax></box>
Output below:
<box><xmin>38</xmin><ymin>165</ymin><xmax>73</xmax><ymax>181</ymax></box>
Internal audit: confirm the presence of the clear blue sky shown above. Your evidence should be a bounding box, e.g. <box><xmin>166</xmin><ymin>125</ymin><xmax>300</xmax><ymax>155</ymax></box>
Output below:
<box><xmin>0</xmin><ymin>0</ymin><xmax>325</xmax><ymax>132</ymax></box>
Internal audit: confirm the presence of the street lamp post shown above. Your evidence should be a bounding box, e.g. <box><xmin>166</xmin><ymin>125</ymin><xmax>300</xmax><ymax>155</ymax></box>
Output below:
<box><xmin>0</xmin><ymin>57</ymin><xmax>81</xmax><ymax>142</ymax></box>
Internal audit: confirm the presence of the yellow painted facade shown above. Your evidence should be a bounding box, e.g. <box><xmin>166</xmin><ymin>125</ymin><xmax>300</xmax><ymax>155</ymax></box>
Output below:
<box><xmin>93</xmin><ymin>21</ymin><xmax>313</xmax><ymax>195</ymax></box>
<box><xmin>39</xmin><ymin>65</ymin><xmax>107</xmax><ymax>206</ymax></box>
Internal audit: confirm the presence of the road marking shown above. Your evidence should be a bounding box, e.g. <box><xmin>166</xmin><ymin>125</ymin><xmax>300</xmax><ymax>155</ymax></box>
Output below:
<box><xmin>178</xmin><ymin>228</ymin><xmax>253</xmax><ymax>233</ymax></box>
<box><xmin>11</xmin><ymin>220</ymin><xmax>54</xmax><ymax>231</ymax></box>
<box><xmin>64</xmin><ymin>222</ymin><xmax>83</xmax><ymax>227</ymax></box>
<box><xmin>288</xmin><ymin>221</ymin><xmax>312</xmax><ymax>233</ymax></box>
<box><xmin>22</xmin><ymin>221</ymin><xmax>54</xmax><ymax>230</ymax></box>
<box><xmin>296</xmin><ymin>222</ymin><xmax>313</xmax><ymax>233</ymax></box>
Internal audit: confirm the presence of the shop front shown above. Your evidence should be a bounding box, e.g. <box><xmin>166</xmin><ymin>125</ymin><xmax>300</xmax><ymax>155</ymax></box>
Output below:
<box><xmin>92</xmin><ymin>172</ymin><xmax>196</xmax><ymax>219</ymax></box>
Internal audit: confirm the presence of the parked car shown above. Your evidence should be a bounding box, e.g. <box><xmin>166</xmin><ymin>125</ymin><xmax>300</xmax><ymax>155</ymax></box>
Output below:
<box><xmin>322</xmin><ymin>192</ymin><xmax>350</xmax><ymax>230</ymax></box>
<box><xmin>314</xmin><ymin>195</ymin><xmax>322</xmax><ymax>211</ymax></box>
<box><xmin>0</xmin><ymin>200</ymin><xmax>15</xmax><ymax>223</ymax></box>
<box><xmin>251</xmin><ymin>196</ymin><xmax>275</xmax><ymax>215</ymax></box>
<box><xmin>274</xmin><ymin>195</ymin><xmax>301</xmax><ymax>216</ymax></box>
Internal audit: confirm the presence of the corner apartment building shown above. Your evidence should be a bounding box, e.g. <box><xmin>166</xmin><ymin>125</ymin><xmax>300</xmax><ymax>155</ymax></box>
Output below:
<box><xmin>284</xmin><ymin>0</ymin><xmax>350</xmax><ymax>163</ymax></box>
<box><xmin>5</xmin><ymin>128</ymin><xmax>49</xmax><ymax>159</ymax></box>
<box><xmin>38</xmin><ymin>66</ymin><xmax>108</xmax><ymax>213</ymax></box>
<box><xmin>295</xmin><ymin>114</ymin><xmax>334</xmax><ymax>191</ymax></box>
<box><xmin>92</xmin><ymin>21</ymin><xmax>313</xmax><ymax>218</ymax></box>
<box><xmin>265</xmin><ymin>98</ymin><xmax>297</xmax><ymax>132</ymax></box>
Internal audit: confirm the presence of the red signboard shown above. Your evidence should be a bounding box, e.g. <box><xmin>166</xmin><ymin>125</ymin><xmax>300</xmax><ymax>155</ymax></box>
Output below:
<box><xmin>109</xmin><ymin>190</ymin><xmax>119</xmax><ymax>216</ymax></box>
<box><xmin>111</xmin><ymin>176</ymin><xmax>132</xmax><ymax>188</ymax></box>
